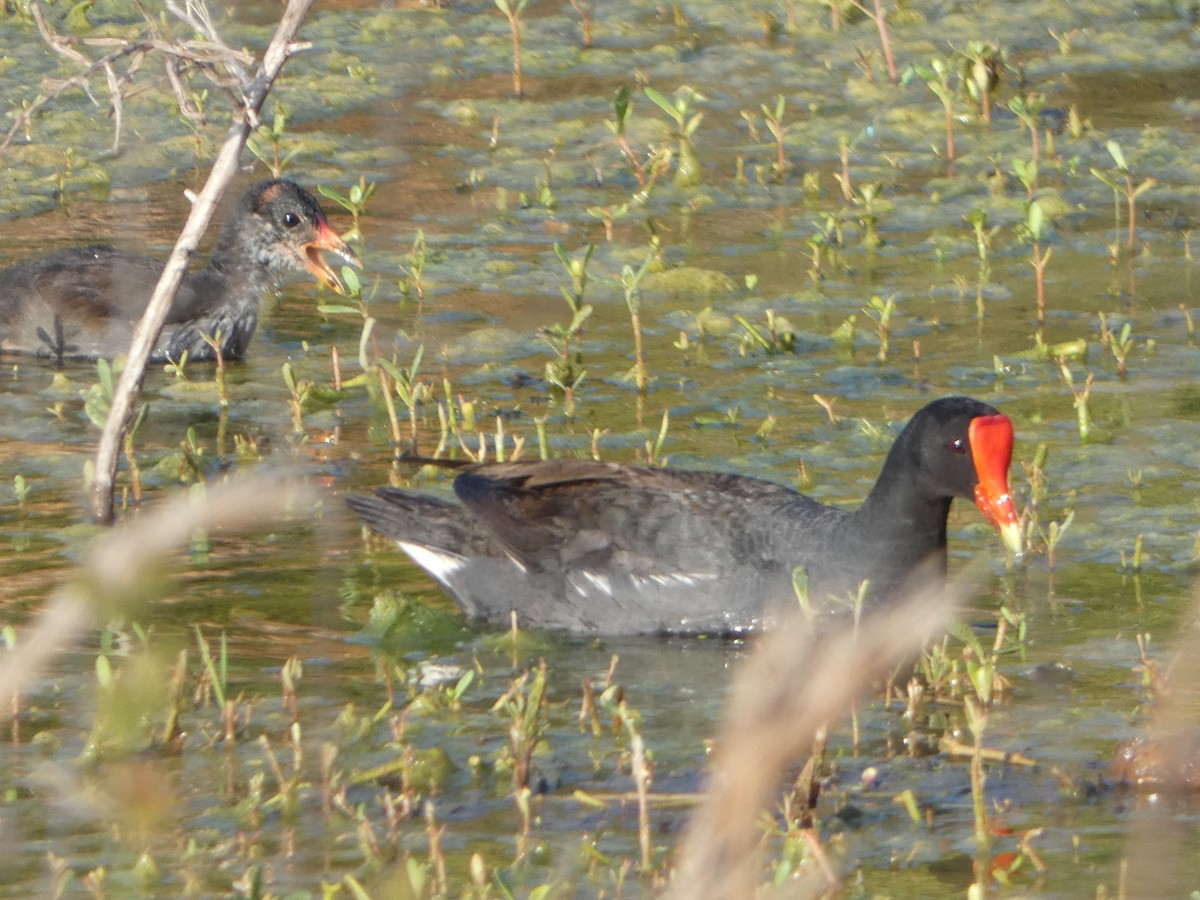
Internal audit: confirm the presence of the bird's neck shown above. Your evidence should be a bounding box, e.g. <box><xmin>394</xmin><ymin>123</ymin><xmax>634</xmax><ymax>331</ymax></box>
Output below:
<box><xmin>210</xmin><ymin>223</ymin><xmax>273</xmax><ymax>277</ymax></box>
<box><xmin>192</xmin><ymin>230</ymin><xmax>278</xmax><ymax>307</ymax></box>
<box><xmin>852</xmin><ymin>444</ymin><xmax>953</xmax><ymax>564</ymax></box>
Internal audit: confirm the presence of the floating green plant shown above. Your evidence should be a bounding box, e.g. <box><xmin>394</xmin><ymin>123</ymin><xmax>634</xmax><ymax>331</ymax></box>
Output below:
<box><xmin>643</xmin><ymin>85</ymin><xmax>705</xmax><ymax>188</ymax></box>
<box><xmin>377</xmin><ymin>344</ymin><xmax>427</xmax><ymax>453</ymax></box>
<box><xmin>1008</xmin><ymin>92</ymin><xmax>1047</xmax><ymax>171</ymax></box>
<box><xmin>964</xmin><ymin>207</ymin><xmax>996</xmax><ymax>317</ymax></box>
<box><xmin>606</xmin><ymin>86</ymin><xmax>649</xmax><ymax>189</ymax></box>
<box><xmin>619</xmin><ymin>247</ymin><xmax>656</xmax><ymax>394</ymax></box>
<box><xmin>735</xmin><ymin>310</ymin><xmax>796</xmax><ymax>355</ymax></box>
<box><xmin>1024</xmin><ymin>199</ymin><xmax>1053</xmax><ymax>337</ymax></box>
<box><xmin>1059</xmin><ymin>361</ymin><xmax>1094</xmax><ymax>443</ymax></box>
<box><xmin>82</xmin><ymin>359</ymin><xmax>149</xmax><ymax>505</ymax></box>
<box><xmin>494</xmin><ymin>0</ymin><xmax>531</xmax><ymax>98</ymax></box>
<box><xmin>542</xmin><ymin>243</ymin><xmax>595</xmax><ymax>411</ymax></box>
<box><xmin>846</xmin><ymin>0</ymin><xmax>899</xmax><ymax>83</ymax></box>
<box><xmin>959</xmin><ymin>40</ymin><xmax>1003</xmax><ymax>123</ymax></box>
<box><xmin>1099</xmin><ymin>313</ymin><xmax>1136</xmax><ymax>380</ymax></box>
<box><xmin>1091</xmin><ymin>140</ymin><xmax>1156</xmax><ymax>254</ymax></box>
<box><xmin>852</xmin><ymin>181</ymin><xmax>884</xmax><ymax>249</ymax></box>
<box><xmin>831</xmin><ymin>314</ymin><xmax>857</xmax><ymax>356</ymax></box>
<box><xmin>246</xmin><ymin>103</ymin><xmax>301</xmax><ymax>177</ymax></box>
<box><xmin>11</xmin><ymin>474</ymin><xmax>29</xmax><ymax>507</ymax></box>
<box><xmin>398</xmin><ymin>228</ymin><xmax>429</xmax><ymax>303</ymax></box>
<box><xmin>906</xmin><ymin>57</ymin><xmax>958</xmax><ymax>165</ymax></box>
<box><xmin>864</xmin><ymin>294</ymin><xmax>895</xmax><ymax>362</ymax></box>
<box><xmin>318</xmin><ymin>175</ymin><xmax>376</xmax><ymax>244</ymax></box>
<box><xmin>758</xmin><ymin>94</ymin><xmax>794</xmax><ymax>181</ymax></box>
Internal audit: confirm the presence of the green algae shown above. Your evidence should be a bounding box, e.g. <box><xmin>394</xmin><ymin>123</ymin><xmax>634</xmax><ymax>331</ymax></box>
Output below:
<box><xmin>644</xmin><ymin>265</ymin><xmax>737</xmax><ymax>297</ymax></box>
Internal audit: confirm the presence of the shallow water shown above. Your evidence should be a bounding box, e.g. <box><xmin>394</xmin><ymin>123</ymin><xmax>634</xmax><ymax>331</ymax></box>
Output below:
<box><xmin>1</xmin><ymin>0</ymin><xmax>1199</xmax><ymax>895</ymax></box>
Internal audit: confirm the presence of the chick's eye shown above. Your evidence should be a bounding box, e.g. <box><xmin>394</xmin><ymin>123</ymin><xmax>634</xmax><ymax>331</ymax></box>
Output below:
<box><xmin>283</xmin><ymin>212</ymin><xmax>301</xmax><ymax>228</ymax></box>
<box><xmin>946</xmin><ymin>437</ymin><xmax>968</xmax><ymax>455</ymax></box>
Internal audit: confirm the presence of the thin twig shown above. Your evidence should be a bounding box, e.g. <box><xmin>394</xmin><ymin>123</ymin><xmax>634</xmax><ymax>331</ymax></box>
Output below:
<box><xmin>2</xmin><ymin>3</ymin><xmax>257</xmax><ymax>155</ymax></box>
<box><xmin>844</xmin><ymin>0</ymin><xmax>898</xmax><ymax>84</ymax></box>
<box><xmin>33</xmin><ymin>4</ymin><xmax>89</xmax><ymax>65</ymax></box>
<box><xmin>939</xmin><ymin>735</ymin><xmax>1037</xmax><ymax>766</ymax></box>
<box><xmin>2</xmin><ymin>17</ymin><xmax>147</xmax><ymax>151</ymax></box>
<box><xmin>102</xmin><ymin>61</ymin><xmax>123</xmax><ymax>155</ymax></box>
<box><xmin>167</xmin><ymin>0</ymin><xmax>251</xmax><ymax>84</ymax></box>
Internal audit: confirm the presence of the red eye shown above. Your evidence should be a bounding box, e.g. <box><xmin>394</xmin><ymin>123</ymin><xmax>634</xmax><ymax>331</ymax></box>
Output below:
<box><xmin>947</xmin><ymin>438</ymin><xmax>967</xmax><ymax>455</ymax></box>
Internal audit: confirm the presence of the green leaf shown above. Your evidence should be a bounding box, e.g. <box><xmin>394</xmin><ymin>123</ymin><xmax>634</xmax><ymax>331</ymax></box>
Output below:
<box><xmin>65</xmin><ymin>0</ymin><xmax>94</xmax><ymax>31</ymax></box>
<box><xmin>613</xmin><ymin>85</ymin><xmax>631</xmax><ymax>128</ymax></box>
<box><xmin>1105</xmin><ymin>139</ymin><xmax>1127</xmax><ymax>171</ymax></box>
<box><xmin>317</xmin><ymin>185</ymin><xmax>353</xmax><ymax>212</ymax></box>
<box><xmin>1027</xmin><ymin>199</ymin><xmax>1044</xmax><ymax>239</ymax></box>
<box><xmin>450</xmin><ymin>669</ymin><xmax>475</xmax><ymax>701</ymax></box>
<box><xmin>566</xmin><ymin>304</ymin><xmax>594</xmax><ymax>333</ymax></box>
<box><xmin>357</xmin><ymin>317</ymin><xmax>376</xmax><ymax>373</ymax></box>
<box><xmin>96</xmin><ymin>358</ymin><xmax>113</xmax><ymax>397</ymax></box>
<box><xmin>405</xmin><ymin>858</ymin><xmax>427</xmax><ymax>895</ymax></box>
<box><xmin>129</xmin><ymin>403</ymin><xmax>149</xmax><ymax>440</ymax></box>
<box><xmin>893</xmin><ymin>788</ymin><xmax>922</xmax><ymax>824</ymax></box>
<box><xmin>94</xmin><ymin>654</ymin><xmax>113</xmax><ymax>688</ymax></box>
<box><xmin>643</xmin><ymin>86</ymin><xmax>679</xmax><ymax>121</ymax></box>
<box><xmin>378</xmin><ymin>359</ymin><xmax>404</xmax><ymax>382</ymax></box>
<box><xmin>553</xmin><ymin>242</ymin><xmax>570</xmax><ymax>271</ymax></box>
<box><xmin>1089</xmin><ymin>167</ymin><xmax>1120</xmax><ymax>190</ymax></box>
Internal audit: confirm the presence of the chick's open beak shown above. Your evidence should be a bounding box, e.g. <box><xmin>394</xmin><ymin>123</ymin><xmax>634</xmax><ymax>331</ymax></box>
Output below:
<box><xmin>968</xmin><ymin>413</ymin><xmax>1024</xmax><ymax>557</ymax></box>
<box><xmin>303</xmin><ymin>219</ymin><xmax>362</xmax><ymax>295</ymax></box>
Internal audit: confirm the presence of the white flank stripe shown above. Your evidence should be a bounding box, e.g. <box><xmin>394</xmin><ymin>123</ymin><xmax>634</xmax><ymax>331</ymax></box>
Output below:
<box><xmin>629</xmin><ymin>571</ymin><xmax>719</xmax><ymax>589</ymax></box>
<box><xmin>576</xmin><ymin>571</ymin><xmax>613</xmax><ymax>596</ymax></box>
<box><xmin>398</xmin><ymin>541</ymin><xmax>466</xmax><ymax>585</ymax></box>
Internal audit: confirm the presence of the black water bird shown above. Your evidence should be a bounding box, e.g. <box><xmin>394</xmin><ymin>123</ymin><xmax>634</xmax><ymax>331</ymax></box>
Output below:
<box><xmin>348</xmin><ymin>396</ymin><xmax>1024</xmax><ymax>635</ymax></box>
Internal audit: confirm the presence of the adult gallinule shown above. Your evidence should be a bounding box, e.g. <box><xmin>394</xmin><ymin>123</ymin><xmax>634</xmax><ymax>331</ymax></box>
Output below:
<box><xmin>0</xmin><ymin>179</ymin><xmax>359</xmax><ymax>364</ymax></box>
<box><xmin>348</xmin><ymin>396</ymin><xmax>1023</xmax><ymax>634</ymax></box>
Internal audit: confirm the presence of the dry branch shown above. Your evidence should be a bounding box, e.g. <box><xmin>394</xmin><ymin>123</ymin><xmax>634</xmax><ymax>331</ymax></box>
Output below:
<box><xmin>2</xmin><ymin>4</ymin><xmax>258</xmax><ymax>155</ymax></box>
<box><xmin>90</xmin><ymin>0</ymin><xmax>318</xmax><ymax>523</ymax></box>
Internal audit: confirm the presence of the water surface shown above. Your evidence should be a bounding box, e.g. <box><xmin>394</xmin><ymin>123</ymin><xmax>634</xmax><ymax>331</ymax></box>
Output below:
<box><xmin>1</xmin><ymin>0</ymin><xmax>1199</xmax><ymax>895</ymax></box>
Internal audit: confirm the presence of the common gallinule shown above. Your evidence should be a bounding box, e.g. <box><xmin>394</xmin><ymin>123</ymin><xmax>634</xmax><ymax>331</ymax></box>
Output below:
<box><xmin>0</xmin><ymin>179</ymin><xmax>360</xmax><ymax>364</ymax></box>
<box><xmin>347</xmin><ymin>396</ymin><xmax>1023</xmax><ymax>634</ymax></box>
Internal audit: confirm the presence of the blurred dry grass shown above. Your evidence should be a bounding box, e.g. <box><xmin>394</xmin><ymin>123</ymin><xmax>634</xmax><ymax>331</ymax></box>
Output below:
<box><xmin>0</xmin><ymin>474</ymin><xmax>315</xmax><ymax>718</ymax></box>
<box><xmin>668</xmin><ymin>561</ymin><xmax>963</xmax><ymax>900</ymax></box>
<box><xmin>1118</xmin><ymin>584</ymin><xmax>1200</xmax><ymax>896</ymax></box>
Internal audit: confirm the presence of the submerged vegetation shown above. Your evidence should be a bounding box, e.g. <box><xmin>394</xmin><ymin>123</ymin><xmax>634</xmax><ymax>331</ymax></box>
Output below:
<box><xmin>0</xmin><ymin>0</ymin><xmax>1199</xmax><ymax>896</ymax></box>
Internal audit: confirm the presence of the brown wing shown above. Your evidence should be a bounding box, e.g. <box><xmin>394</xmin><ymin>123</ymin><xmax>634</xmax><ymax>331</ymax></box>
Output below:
<box><xmin>451</xmin><ymin>459</ymin><xmax>810</xmax><ymax>580</ymax></box>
